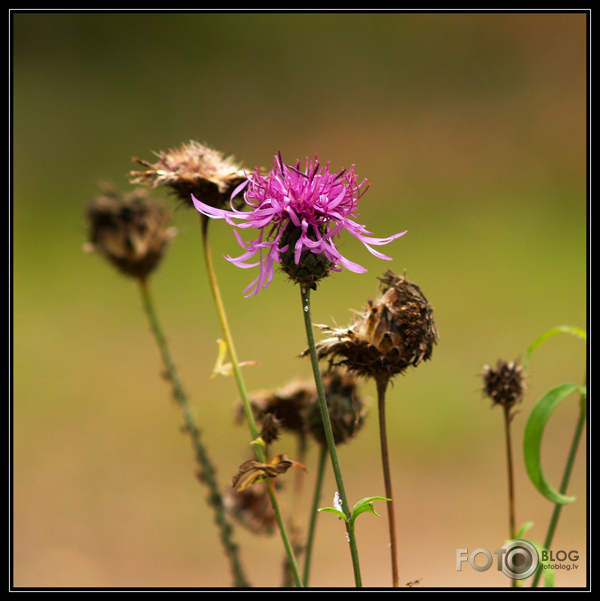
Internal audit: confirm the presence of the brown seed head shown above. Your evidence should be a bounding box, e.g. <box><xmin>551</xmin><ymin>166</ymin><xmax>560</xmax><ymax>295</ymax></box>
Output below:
<box><xmin>129</xmin><ymin>140</ymin><xmax>247</xmax><ymax>209</ymax></box>
<box><xmin>482</xmin><ymin>360</ymin><xmax>525</xmax><ymax>410</ymax></box>
<box><xmin>239</xmin><ymin>380</ymin><xmax>315</xmax><ymax>441</ymax></box>
<box><xmin>223</xmin><ymin>482</ymin><xmax>277</xmax><ymax>536</ymax></box>
<box><xmin>85</xmin><ymin>184</ymin><xmax>174</xmax><ymax>281</ymax></box>
<box><xmin>307</xmin><ymin>269</ymin><xmax>439</xmax><ymax>381</ymax></box>
<box><xmin>307</xmin><ymin>370</ymin><xmax>367</xmax><ymax>446</ymax></box>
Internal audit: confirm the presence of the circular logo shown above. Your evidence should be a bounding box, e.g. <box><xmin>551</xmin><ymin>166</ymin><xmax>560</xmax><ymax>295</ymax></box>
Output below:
<box><xmin>500</xmin><ymin>539</ymin><xmax>540</xmax><ymax>580</ymax></box>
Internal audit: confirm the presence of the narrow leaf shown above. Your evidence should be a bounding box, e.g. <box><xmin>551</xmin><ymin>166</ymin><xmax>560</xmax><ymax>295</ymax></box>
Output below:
<box><xmin>524</xmin><ymin>326</ymin><xmax>586</xmax><ymax>368</ymax></box>
<box><xmin>523</xmin><ymin>383</ymin><xmax>581</xmax><ymax>504</ymax></box>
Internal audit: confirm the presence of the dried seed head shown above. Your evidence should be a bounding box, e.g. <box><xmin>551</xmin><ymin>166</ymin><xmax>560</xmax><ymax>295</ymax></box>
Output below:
<box><xmin>84</xmin><ymin>184</ymin><xmax>174</xmax><ymax>281</ymax></box>
<box><xmin>129</xmin><ymin>140</ymin><xmax>247</xmax><ymax>210</ymax></box>
<box><xmin>259</xmin><ymin>412</ymin><xmax>282</xmax><ymax>446</ymax></box>
<box><xmin>482</xmin><ymin>360</ymin><xmax>525</xmax><ymax>410</ymax></box>
<box><xmin>239</xmin><ymin>381</ymin><xmax>315</xmax><ymax>441</ymax></box>
<box><xmin>307</xmin><ymin>370</ymin><xmax>367</xmax><ymax>446</ymax></box>
<box><xmin>307</xmin><ymin>269</ymin><xmax>439</xmax><ymax>381</ymax></box>
<box><xmin>223</xmin><ymin>482</ymin><xmax>277</xmax><ymax>536</ymax></box>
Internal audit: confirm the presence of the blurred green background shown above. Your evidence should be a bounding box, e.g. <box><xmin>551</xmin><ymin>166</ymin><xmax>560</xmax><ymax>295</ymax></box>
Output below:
<box><xmin>13</xmin><ymin>11</ymin><xmax>587</xmax><ymax>589</ymax></box>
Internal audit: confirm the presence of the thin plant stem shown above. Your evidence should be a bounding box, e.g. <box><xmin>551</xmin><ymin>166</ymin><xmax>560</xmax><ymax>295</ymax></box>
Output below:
<box><xmin>300</xmin><ymin>285</ymin><xmax>363</xmax><ymax>587</ymax></box>
<box><xmin>303</xmin><ymin>444</ymin><xmax>328</xmax><ymax>586</ymax></box>
<box><xmin>502</xmin><ymin>405</ymin><xmax>517</xmax><ymax>588</ymax></box>
<box><xmin>138</xmin><ymin>277</ymin><xmax>249</xmax><ymax>588</ymax></box>
<box><xmin>530</xmin><ymin>388</ymin><xmax>586</xmax><ymax>588</ymax></box>
<box><xmin>199</xmin><ymin>216</ymin><xmax>303</xmax><ymax>588</ymax></box>
<box><xmin>375</xmin><ymin>375</ymin><xmax>400</xmax><ymax>587</ymax></box>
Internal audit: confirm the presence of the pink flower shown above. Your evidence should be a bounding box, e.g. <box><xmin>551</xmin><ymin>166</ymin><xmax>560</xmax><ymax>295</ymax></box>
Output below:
<box><xmin>192</xmin><ymin>153</ymin><xmax>407</xmax><ymax>296</ymax></box>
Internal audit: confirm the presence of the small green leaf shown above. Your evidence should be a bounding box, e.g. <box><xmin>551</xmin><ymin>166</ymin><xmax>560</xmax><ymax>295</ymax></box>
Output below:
<box><xmin>515</xmin><ymin>521</ymin><xmax>535</xmax><ymax>538</ymax></box>
<box><xmin>317</xmin><ymin>507</ymin><xmax>348</xmax><ymax>522</ymax></box>
<box><xmin>351</xmin><ymin>496</ymin><xmax>391</xmax><ymax>521</ymax></box>
<box><xmin>523</xmin><ymin>382</ymin><xmax>581</xmax><ymax>505</ymax></box>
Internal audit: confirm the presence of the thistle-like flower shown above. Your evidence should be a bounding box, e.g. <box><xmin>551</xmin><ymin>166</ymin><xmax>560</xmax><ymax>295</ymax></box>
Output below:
<box><xmin>307</xmin><ymin>270</ymin><xmax>439</xmax><ymax>382</ymax></box>
<box><xmin>191</xmin><ymin>153</ymin><xmax>407</xmax><ymax>296</ymax></box>
<box><xmin>84</xmin><ymin>184</ymin><xmax>175</xmax><ymax>281</ymax></box>
<box><xmin>481</xmin><ymin>360</ymin><xmax>525</xmax><ymax>412</ymax></box>
<box><xmin>129</xmin><ymin>140</ymin><xmax>247</xmax><ymax>210</ymax></box>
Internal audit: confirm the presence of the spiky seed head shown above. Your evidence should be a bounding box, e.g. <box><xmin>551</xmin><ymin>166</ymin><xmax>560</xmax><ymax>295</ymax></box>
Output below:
<box><xmin>307</xmin><ymin>270</ymin><xmax>439</xmax><ymax>382</ymax></box>
<box><xmin>129</xmin><ymin>140</ymin><xmax>247</xmax><ymax>210</ymax></box>
<box><xmin>482</xmin><ymin>360</ymin><xmax>525</xmax><ymax>410</ymax></box>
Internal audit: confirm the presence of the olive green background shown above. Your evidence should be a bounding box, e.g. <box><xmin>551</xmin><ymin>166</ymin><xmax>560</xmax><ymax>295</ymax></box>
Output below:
<box><xmin>13</xmin><ymin>11</ymin><xmax>587</xmax><ymax>588</ymax></box>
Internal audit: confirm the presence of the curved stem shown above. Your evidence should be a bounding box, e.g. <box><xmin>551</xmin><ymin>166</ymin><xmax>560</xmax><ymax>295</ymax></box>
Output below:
<box><xmin>375</xmin><ymin>375</ymin><xmax>400</xmax><ymax>587</ymax></box>
<box><xmin>138</xmin><ymin>278</ymin><xmax>249</xmax><ymax>587</ymax></box>
<box><xmin>303</xmin><ymin>444</ymin><xmax>328</xmax><ymax>586</ymax></box>
<box><xmin>199</xmin><ymin>217</ymin><xmax>303</xmax><ymax>587</ymax></box>
<box><xmin>300</xmin><ymin>285</ymin><xmax>363</xmax><ymax>587</ymax></box>
<box><xmin>530</xmin><ymin>387</ymin><xmax>586</xmax><ymax>588</ymax></box>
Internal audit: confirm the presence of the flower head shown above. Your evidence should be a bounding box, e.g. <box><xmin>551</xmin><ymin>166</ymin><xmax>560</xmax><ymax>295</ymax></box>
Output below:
<box><xmin>481</xmin><ymin>360</ymin><xmax>525</xmax><ymax>411</ymax></box>
<box><xmin>192</xmin><ymin>153</ymin><xmax>407</xmax><ymax>296</ymax></box>
<box><xmin>84</xmin><ymin>183</ymin><xmax>175</xmax><ymax>281</ymax></box>
<box><xmin>129</xmin><ymin>140</ymin><xmax>247</xmax><ymax>210</ymax></box>
<box><xmin>306</xmin><ymin>270</ymin><xmax>439</xmax><ymax>382</ymax></box>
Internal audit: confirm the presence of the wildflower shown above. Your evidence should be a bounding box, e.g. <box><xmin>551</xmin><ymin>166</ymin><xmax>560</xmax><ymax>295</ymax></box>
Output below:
<box><xmin>84</xmin><ymin>183</ymin><xmax>175</xmax><ymax>281</ymax></box>
<box><xmin>307</xmin><ymin>270</ymin><xmax>439</xmax><ymax>381</ymax></box>
<box><xmin>481</xmin><ymin>360</ymin><xmax>525</xmax><ymax>412</ymax></box>
<box><xmin>129</xmin><ymin>140</ymin><xmax>247</xmax><ymax>210</ymax></box>
<box><xmin>191</xmin><ymin>153</ymin><xmax>407</xmax><ymax>296</ymax></box>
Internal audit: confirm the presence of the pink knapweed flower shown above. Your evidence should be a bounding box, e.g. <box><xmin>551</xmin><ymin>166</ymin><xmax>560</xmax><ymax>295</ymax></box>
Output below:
<box><xmin>192</xmin><ymin>153</ymin><xmax>407</xmax><ymax>296</ymax></box>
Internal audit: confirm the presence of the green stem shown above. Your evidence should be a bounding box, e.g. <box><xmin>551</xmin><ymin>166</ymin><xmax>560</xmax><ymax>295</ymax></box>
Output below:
<box><xmin>300</xmin><ymin>285</ymin><xmax>363</xmax><ymax>588</ymax></box>
<box><xmin>375</xmin><ymin>376</ymin><xmax>400</xmax><ymax>587</ymax></box>
<box><xmin>303</xmin><ymin>444</ymin><xmax>328</xmax><ymax>586</ymax></box>
<box><xmin>502</xmin><ymin>405</ymin><xmax>517</xmax><ymax>588</ymax></box>
<box><xmin>199</xmin><ymin>217</ymin><xmax>303</xmax><ymax>588</ymax></box>
<box><xmin>530</xmin><ymin>389</ymin><xmax>586</xmax><ymax>588</ymax></box>
<box><xmin>138</xmin><ymin>278</ymin><xmax>249</xmax><ymax>588</ymax></box>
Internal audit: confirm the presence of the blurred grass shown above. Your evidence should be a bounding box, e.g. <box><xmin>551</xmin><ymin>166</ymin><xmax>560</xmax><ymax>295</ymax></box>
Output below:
<box><xmin>12</xmin><ymin>11</ymin><xmax>587</xmax><ymax>588</ymax></box>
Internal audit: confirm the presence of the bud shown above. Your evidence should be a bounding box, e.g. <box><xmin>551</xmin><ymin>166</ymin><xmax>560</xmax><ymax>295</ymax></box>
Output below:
<box><xmin>307</xmin><ymin>370</ymin><xmax>367</xmax><ymax>446</ymax></box>
<box><xmin>481</xmin><ymin>360</ymin><xmax>525</xmax><ymax>410</ymax></box>
<box><xmin>129</xmin><ymin>140</ymin><xmax>247</xmax><ymax>210</ymax></box>
<box><xmin>84</xmin><ymin>184</ymin><xmax>174</xmax><ymax>281</ymax></box>
<box><xmin>307</xmin><ymin>269</ymin><xmax>439</xmax><ymax>381</ymax></box>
